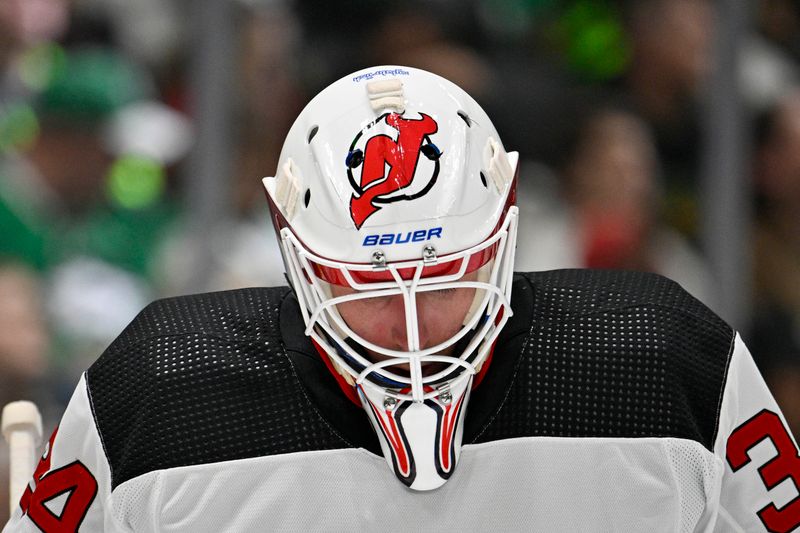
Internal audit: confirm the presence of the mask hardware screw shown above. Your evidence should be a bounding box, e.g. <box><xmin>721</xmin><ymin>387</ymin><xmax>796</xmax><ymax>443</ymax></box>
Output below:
<box><xmin>372</xmin><ymin>250</ymin><xmax>386</xmax><ymax>270</ymax></box>
<box><xmin>422</xmin><ymin>245</ymin><xmax>437</xmax><ymax>264</ymax></box>
<box><xmin>383</xmin><ymin>396</ymin><xmax>398</xmax><ymax>409</ymax></box>
<box><xmin>438</xmin><ymin>387</ymin><xmax>452</xmax><ymax>404</ymax></box>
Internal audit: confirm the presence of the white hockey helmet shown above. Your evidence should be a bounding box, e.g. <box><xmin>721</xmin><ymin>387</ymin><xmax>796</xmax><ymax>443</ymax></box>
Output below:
<box><xmin>263</xmin><ymin>65</ymin><xmax>518</xmax><ymax>490</ymax></box>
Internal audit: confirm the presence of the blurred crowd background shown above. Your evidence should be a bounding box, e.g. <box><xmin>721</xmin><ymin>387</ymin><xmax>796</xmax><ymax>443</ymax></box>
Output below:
<box><xmin>1</xmin><ymin>0</ymin><xmax>800</xmax><ymax>519</ymax></box>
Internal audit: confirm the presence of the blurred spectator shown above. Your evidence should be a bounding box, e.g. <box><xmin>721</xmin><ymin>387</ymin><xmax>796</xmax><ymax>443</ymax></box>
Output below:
<box><xmin>742</xmin><ymin>24</ymin><xmax>799</xmax><ymax>114</ymax></box>
<box><xmin>757</xmin><ymin>0</ymin><xmax>800</xmax><ymax>62</ymax></box>
<box><xmin>0</xmin><ymin>261</ymin><xmax>51</xmax><ymax>526</ymax></box>
<box><xmin>614</xmin><ymin>0</ymin><xmax>713</xmax><ymax>236</ymax></box>
<box><xmin>359</xmin><ymin>1</ymin><xmax>489</xmax><ymax>96</ymax></box>
<box><xmin>155</xmin><ymin>5</ymin><xmax>301</xmax><ymax>293</ymax></box>
<box><xmin>749</xmin><ymin>88</ymin><xmax>800</xmax><ymax>436</ymax></box>
<box><xmin>623</xmin><ymin>0</ymin><xmax>712</xmax><ymax>129</ymax></box>
<box><xmin>0</xmin><ymin>0</ymin><xmax>71</xmax><ymax>79</ymax></box>
<box><xmin>0</xmin><ymin>45</ymin><xmax>189</xmax><ymax>387</ymax></box>
<box><xmin>233</xmin><ymin>5</ymin><xmax>304</xmax><ymax>216</ymax></box>
<box><xmin>0</xmin><ymin>262</ymin><xmax>48</xmax><ymax>403</ymax></box>
<box><xmin>516</xmin><ymin>107</ymin><xmax>713</xmax><ymax>305</ymax></box>
<box><xmin>0</xmin><ymin>46</ymin><xmax>151</xmax><ymax>267</ymax></box>
<box><xmin>366</xmin><ymin>4</ymin><xmax>493</xmax><ymax>102</ymax></box>
<box><xmin>618</xmin><ymin>0</ymin><xmax>798</xmax><ymax>237</ymax></box>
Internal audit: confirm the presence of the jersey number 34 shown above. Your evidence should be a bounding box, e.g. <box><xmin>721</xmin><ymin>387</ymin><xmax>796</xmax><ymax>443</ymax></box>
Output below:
<box><xmin>19</xmin><ymin>428</ymin><xmax>98</xmax><ymax>533</ymax></box>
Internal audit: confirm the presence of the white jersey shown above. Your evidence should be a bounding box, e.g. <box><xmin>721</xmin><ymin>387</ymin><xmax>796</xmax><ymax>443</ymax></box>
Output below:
<box><xmin>4</xmin><ymin>271</ymin><xmax>799</xmax><ymax>532</ymax></box>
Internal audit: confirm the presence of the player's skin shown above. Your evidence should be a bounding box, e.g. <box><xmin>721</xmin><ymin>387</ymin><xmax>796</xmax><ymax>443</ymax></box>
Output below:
<box><xmin>330</xmin><ymin>270</ymin><xmax>479</xmax><ymax>359</ymax></box>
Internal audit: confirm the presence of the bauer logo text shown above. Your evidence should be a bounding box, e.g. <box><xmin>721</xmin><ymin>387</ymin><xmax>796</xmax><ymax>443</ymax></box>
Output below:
<box><xmin>362</xmin><ymin>227</ymin><xmax>443</xmax><ymax>246</ymax></box>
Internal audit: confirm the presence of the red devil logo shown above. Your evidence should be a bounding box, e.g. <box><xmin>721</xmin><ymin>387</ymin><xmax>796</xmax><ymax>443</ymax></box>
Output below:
<box><xmin>347</xmin><ymin>113</ymin><xmax>441</xmax><ymax>229</ymax></box>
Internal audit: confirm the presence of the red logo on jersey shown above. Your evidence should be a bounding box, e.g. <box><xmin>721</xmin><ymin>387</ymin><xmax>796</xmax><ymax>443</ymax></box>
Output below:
<box><xmin>347</xmin><ymin>113</ymin><xmax>441</xmax><ymax>229</ymax></box>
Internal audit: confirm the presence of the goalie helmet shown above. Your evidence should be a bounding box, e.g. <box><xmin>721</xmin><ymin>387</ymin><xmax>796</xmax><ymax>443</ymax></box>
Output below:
<box><xmin>263</xmin><ymin>65</ymin><xmax>518</xmax><ymax>490</ymax></box>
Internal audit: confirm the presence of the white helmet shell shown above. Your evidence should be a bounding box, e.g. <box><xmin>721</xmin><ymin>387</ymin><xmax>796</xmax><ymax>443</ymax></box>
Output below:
<box><xmin>264</xmin><ymin>65</ymin><xmax>519</xmax><ymax>490</ymax></box>
<box><xmin>267</xmin><ymin>66</ymin><xmax>515</xmax><ymax>262</ymax></box>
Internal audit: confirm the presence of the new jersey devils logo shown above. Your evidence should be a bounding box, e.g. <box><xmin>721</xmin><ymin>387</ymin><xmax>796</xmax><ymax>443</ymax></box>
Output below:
<box><xmin>347</xmin><ymin>112</ymin><xmax>442</xmax><ymax>229</ymax></box>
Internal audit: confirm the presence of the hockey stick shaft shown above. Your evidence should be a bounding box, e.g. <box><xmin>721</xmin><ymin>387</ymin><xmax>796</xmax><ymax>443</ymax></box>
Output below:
<box><xmin>7</xmin><ymin>430</ymin><xmax>37</xmax><ymax>515</ymax></box>
<box><xmin>2</xmin><ymin>401</ymin><xmax>42</xmax><ymax>516</ymax></box>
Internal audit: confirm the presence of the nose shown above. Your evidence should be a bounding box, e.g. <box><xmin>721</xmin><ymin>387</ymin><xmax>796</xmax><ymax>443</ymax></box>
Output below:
<box><xmin>387</xmin><ymin>294</ymin><xmax>430</xmax><ymax>352</ymax></box>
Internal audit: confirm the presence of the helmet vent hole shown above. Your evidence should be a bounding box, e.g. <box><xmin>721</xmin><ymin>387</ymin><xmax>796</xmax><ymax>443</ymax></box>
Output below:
<box><xmin>307</xmin><ymin>125</ymin><xmax>319</xmax><ymax>143</ymax></box>
<box><xmin>479</xmin><ymin>171</ymin><xmax>488</xmax><ymax>188</ymax></box>
<box><xmin>457</xmin><ymin>110</ymin><xmax>471</xmax><ymax>127</ymax></box>
<box><xmin>304</xmin><ymin>188</ymin><xmax>311</xmax><ymax>208</ymax></box>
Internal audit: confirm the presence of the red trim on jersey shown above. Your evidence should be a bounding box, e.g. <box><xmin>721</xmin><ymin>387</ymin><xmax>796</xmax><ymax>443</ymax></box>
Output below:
<box><xmin>311</xmin><ymin>338</ymin><xmax>361</xmax><ymax>406</ymax></box>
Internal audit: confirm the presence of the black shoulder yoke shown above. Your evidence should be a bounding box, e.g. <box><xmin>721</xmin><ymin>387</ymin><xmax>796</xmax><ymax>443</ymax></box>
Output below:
<box><xmin>474</xmin><ymin>269</ymin><xmax>734</xmax><ymax>450</ymax></box>
<box><xmin>87</xmin><ymin>287</ymin><xmax>352</xmax><ymax>489</ymax></box>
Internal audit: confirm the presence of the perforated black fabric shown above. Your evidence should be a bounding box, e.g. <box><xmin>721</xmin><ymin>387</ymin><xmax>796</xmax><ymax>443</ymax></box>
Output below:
<box><xmin>472</xmin><ymin>270</ymin><xmax>734</xmax><ymax>450</ymax></box>
<box><xmin>87</xmin><ymin>287</ymin><xmax>352</xmax><ymax>490</ymax></box>
<box><xmin>86</xmin><ymin>270</ymin><xmax>735</xmax><ymax>490</ymax></box>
